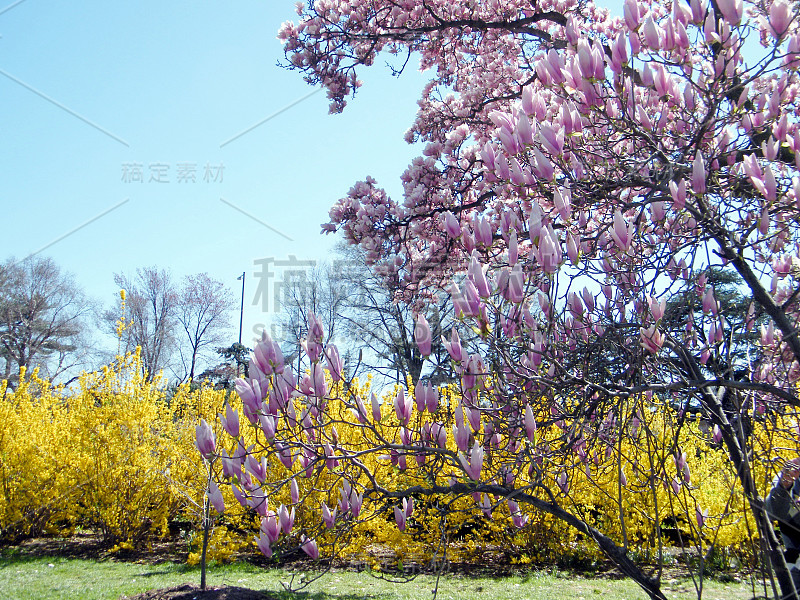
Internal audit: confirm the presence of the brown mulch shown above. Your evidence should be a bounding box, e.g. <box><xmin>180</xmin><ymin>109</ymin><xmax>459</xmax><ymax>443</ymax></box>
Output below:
<box><xmin>120</xmin><ymin>583</ymin><xmax>276</xmax><ymax>600</ymax></box>
<box><xmin>9</xmin><ymin>531</ymin><xmax>190</xmax><ymax>564</ymax></box>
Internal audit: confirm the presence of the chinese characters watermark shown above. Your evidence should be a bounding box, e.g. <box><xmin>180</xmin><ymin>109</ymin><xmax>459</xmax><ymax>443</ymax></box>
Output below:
<box><xmin>121</xmin><ymin>161</ymin><xmax>225</xmax><ymax>183</ymax></box>
<box><xmin>249</xmin><ymin>255</ymin><xmax>364</xmax><ymax>346</ymax></box>
<box><xmin>252</xmin><ymin>255</ymin><xmax>317</xmax><ymax>314</ymax></box>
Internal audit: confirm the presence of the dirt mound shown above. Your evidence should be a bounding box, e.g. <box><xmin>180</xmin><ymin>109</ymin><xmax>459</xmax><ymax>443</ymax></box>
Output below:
<box><xmin>120</xmin><ymin>583</ymin><xmax>275</xmax><ymax>600</ymax></box>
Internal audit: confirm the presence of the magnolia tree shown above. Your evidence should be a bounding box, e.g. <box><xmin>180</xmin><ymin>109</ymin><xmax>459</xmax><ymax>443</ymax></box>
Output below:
<box><xmin>196</xmin><ymin>1</ymin><xmax>800</xmax><ymax>599</ymax></box>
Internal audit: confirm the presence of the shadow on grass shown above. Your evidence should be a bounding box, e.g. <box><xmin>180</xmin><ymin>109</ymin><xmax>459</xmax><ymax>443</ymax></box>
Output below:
<box><xmin>0</xmin><ymin>548</ymin><xmax>199</xmax><ymax>580</ymax></box>
<box><xmin>0</xmin><ymin>548</ymin><xmax>62</xmax><ymax>566</ymax></box>
<box><xmin>275</xmin><ymin>592</ymin><xmax>380</xmax><ymax>600</ymax></box>
<box><xmin>132</xmin><ymin>569</ymin><xmax>186</xmax><ymax>578</ymax></box>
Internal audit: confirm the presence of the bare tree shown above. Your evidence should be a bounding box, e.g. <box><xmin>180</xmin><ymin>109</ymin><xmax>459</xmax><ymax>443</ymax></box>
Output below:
<box><xmin>274</xmin><ymin>262</ymin><xmax>349</xmax><ymax>373</ymax></box>
<box><xmin>0</xmin><ymin>256</ymin><xmax>95</xmax><ymax>388</ymax></box>
<box><xmin>335</xmin><ymin>245</ymin><xmax>457</xmax><ymax>386</ymax></box>
<box><xmin>273</xmin><ymin>245</ymin><xmax>457</xmax><ymax>387</ymax></box>
<box><xmin>112</xmin><ymin>267</ymin><xmax>177</xmax><ymax>381</ymax></box>
<box><xmin>176</xmin><ymin>273</ymin><xmax>235</xmax><ymax>381</ymax></box>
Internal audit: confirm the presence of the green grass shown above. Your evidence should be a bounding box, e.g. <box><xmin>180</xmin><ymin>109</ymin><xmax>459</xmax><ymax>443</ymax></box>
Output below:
<box><xmin>0</xmin><ymin>552</ymin><xmax>770</xmax><ymax>600</ymax></box>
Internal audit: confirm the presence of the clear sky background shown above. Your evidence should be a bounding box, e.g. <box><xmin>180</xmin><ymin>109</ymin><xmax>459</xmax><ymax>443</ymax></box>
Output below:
<box><xmin>0</xmin><ymin>1</ymin><xmax>430</xmax><ymax>354</ymax></box>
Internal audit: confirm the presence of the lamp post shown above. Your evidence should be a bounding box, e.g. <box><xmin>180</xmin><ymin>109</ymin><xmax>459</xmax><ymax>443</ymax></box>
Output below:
<box><xmin>237</xmin><ymin>272</ymin><xmax>245</xmax><ymax>345</ymax></box>
<box><xmin>237</xmin><ymin>272</ymin><xmax>245</xmax><ymax>375</ymax></box>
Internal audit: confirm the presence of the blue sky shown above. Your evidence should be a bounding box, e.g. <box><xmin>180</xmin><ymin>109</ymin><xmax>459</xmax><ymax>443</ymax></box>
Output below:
<box><xmin>0</xmin><ymin>1</ymin><xmax>429</xmax><ymax>352</ymax></box>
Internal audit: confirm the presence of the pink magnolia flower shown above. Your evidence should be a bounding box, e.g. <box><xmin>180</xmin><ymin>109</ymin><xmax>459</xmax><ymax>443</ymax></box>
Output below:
<box><xmin>403</xmin><ymin>496</ymin><xmax>414</xmax><ymax>518</ymax></box>
<box><xmin>442</xmin><ymin>328</ymin><xmax>463</xmax><ymax>362</ymax></box>
<box><xmin>245</xmin><ymin>455</ymin><xmax>267</xmax><ymax>483</ymax></box>
<box><xmin>325</xmin><ymin>344</ymin><xmax>343</xmax><ymax>382</ymax></box>
<box><xmin>468</xmin><ymin>255</ymin><xmax>491</xmax><ymax>298</ymax></box>
<box><xmin>311</xmin><ymin>363</ymin><xmax>328</xmax><ymax>398</ymax></box>
<box><xmin>674</xmin><ymin>450</ymin><xmax>687</xmax><ymax>472</ymax></box>
<box><xmin>530</xmin><ymin>142</ymin><xmax>553</xmax><ymax>178</ymax></box>
<box><xmin>566</xmin><ymin>232</ymin><xmax>580</xmax><ymax>265</ymax></box>
<box><xmin>400</xmin><ymin>427</ymin><xmax>412</xmax><ymax>446</ymax></box>
<box><xmin>394</xmin><ymin>496</ymin><xmax>414</xmax><ymax>531</ymax></box>
<box><xmin>553</xmin><ymin>188</ymin><xmax>572</xmax><ymax>222</ymax></box>
<box><xmin>207</xmin><ymin>479</ymin><xmax>225</xmax><ymax>514</ymax></box>
<box><xmin>649</xmin><ymin>295</ymin><xmax>666</xmax><ymax>322</ymax></box>
<box><xmin>773</xmin><ymin>254</ymin><xmax>793</xmax><ymax>278</ymax></box>
<box><xmin>464</xmin><ymin>404</ymin><xmax>482</xmax><ymax>432</ymax></box>
<box><xmin>640</xmin><ymin>325</ymin><xmax>665</xmax><ymax>354</ymax></box>
<box><xmin>353</xmin><ymin>393</ymin><xmax>368</xmax><ymax>423</ymax></box>
<box><xmin>303</xmin><ymin>313</ymin><xmax>324</xmax><ymax>362</ymax></box>
<box><xmin>623</xmin><ymin>0</ymin><xmax>641</xmax><ymax>31</ymax></box>
<box><xmin>253</xmin><ymin>331</ymin><xmax>285</xmax><ymax>376</ymax></box>
<box><xmin>276</xmin><ymin>442</ymin><xmax>295</xmax><ymax>469</ymax></box>
<box><xmin>717</xmin><ymin>0</ymin><xmax>743</xmax><ymax>25</ymax></box>
<box><xmin>696</xmin><ymin>507</ymin><xmax>709</xmax><ymax>529</ymax></box>
<box><xmin>394</xmin><ymin>388</ymin><xmax>412</xmax><ymax>425</ymax></box>
<box><xmin>480</xmin><ymin>142</ymin><xmax>497</xmax><ymax>171</ymax></box>
<box><xmin>528</xmin><ymin>203</ymin><xmax>543</xmax><ymax>243</ymax></box>
<box><xmin>415</xmin><ymin>381</ymin><xmax>438</xmax><ymax>413</ymax></box>
<box><xmin>452</xmin><ymin>418</ymin><xmax>471</xmax><ymax>453</ymax></box>
<box><xmin>291</xmin><ymin>479</ymin><xmax>300</xmax><ymax>504</ymax></box>
<box><xmin>761</xmin><ymin>321</ymin><xmax>776</xmax><ymax>346</ymax></box>
<box><xmin>431</xmin><ymin>422</ymin><xmax>448</xmax><ymax>448</ymax></box>
<box><xmin>195</xmin><ymin>419</ymin><xmax>216</xmax><ymax>458</ymax></box>
<box><xmin>458</xmin><ymin>440</ymin><xmax>485</xmax><ymax>480</ymax></box>
<box><xmin>524</xmin><ymin>404</ymin><xmax>537</xmax><ymax>442</ymax></box>
<box><xmin>249</xmin><ymin>487</ymin><xmax>269</xmax><ymax>517</ymax></box>
<box><xmin>394</xmin><ymin>505</ymin><xmax>407</xmax><ymax>531</ymax></box>
<box><xmin>508</xmin><ymin>500</ymin><xmax>529</xmax><ymax>528</ymax></box>
<box><xmin>231</xmin><ymin>482</ymin><xmax>247</xmax><ymax>508</ymax></box>
<box><xmin>692</xmin><ymin>151</ymin><xmax>707</xmax><ymax>194</ymax></box>
<box><xmin>512</xmin><ymin>512</ymin><xmax>529</xmax><ymax>528</ymax></box>
<box><xmin>322</xmin><ymin>502</ymin><xmax>337</xmax><ymax>529</ymax></box>
<box><xmin>568</xmin><ymin>291</ymin><xmax>584</xmax><ymax>320</ymax></box>
<box><xmin>478</xmin><ymin>494</ymin><xmax>492</xmax><ymax>518</ymax></box>
<box><xmin>259</xmin><ymin>414</ymin><xmax>276</xmax><ymax>440</ymax></box>
<box><xmin>300</xmin><ymin>535</ymin><xmax>320</xmax><ymax>560</ymax></box>
<box><xmin>473</xmin><ymin>214</ymin><xmax>493</xmax><ymax>247</ymax></box>
<box><xmin>557</xmin><ymin>472</ymin><xmax>569</xmax><ymax>494</ymax></box>
<box><xmin>497</xmin><ymin>264</ymin><xmax>524</xmax><ymax>304</ymax></box>
<box><xmin>323</xmin><ymin>442</ymin><xmax>339</xmax><ymax>470</ymax></box>
<box><xmin>220</xmin><ymin>402</ymin><xmax>240</xmax><ymax>438</ymax></box>
<box><xmin>371</xmin><ymin>392</ymin><xmax>382</xmax><ymax>422</ymax></box>
<box><xmin>642</xmin><ymin>16</ymin><xmax>661</xmax><ymax>50</ymax></box>
<box><xmin>442</xmin><ymin>211</ymin><xmax>461</xmax><ymax>237</ymax></box>
<box><xmin>415</xmin><ymin>313</ymin><xmax>432</xmax><ymax>357</ymax></box>
<box><xmin>261</xmin><ymin>512</ymin><xmax>280</xmax><ymax>543</ymax></box>
<box><xmin>508</xmin><ymin>230</ymin><xmax>519</xmax><ymax>266</ymax></box>
<box><xmin>220</xmin><ymin>449</ymin><xmax>238</xmax><ymax>479</ymax></box>
<box><xmin>256</xmin><ymin>532</ymin><xmax>272</xmax><ymax>558</ymax></box>
<box><xmin>349</xmin><ymin>489</ymin><xmax>363</xmax><ymax>518</ymax></box>
<box><xmin>537</xmin><ymin>226</ymin><xmax>562</xmax><ymax>273</ymax></box>
<box><xmin>279</xmin><ymin>504</ymin><xmax>295</xmax><ymax>535</ymax></box>
<box><xmin>609</xmin><ymin>211</ymin><xmax>632</xmax><ymax>252</ymax></box>
<box><xmin>744</xmin><ymin>303</ymin><xmax>757</xmax><ymax>334</ymax></box>
<box><xmin>702</xmin><ymin>286</ymin><xmax>717</xmax><ymax>315</ymax></box>
<box><xmin>610</xmin><ymin>31</ymin><xmax>628</xmax><ymax>73</ymax></box>
<box><xmin>235</xmin><ymin>377</ymin><xmax>262</xmax><ymax>424</ymax></box>
<box><xmin>669</xmin><ymin>178</ymin><xmax>686</xmax><ymax>209</ymax></box>
<box><xmin>338</xmin><ymin>483</ymin><xmax>351</xmax><ymax>514</ymax></box>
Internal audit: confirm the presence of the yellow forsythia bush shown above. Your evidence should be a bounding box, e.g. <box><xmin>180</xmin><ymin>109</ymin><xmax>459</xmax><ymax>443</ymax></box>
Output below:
<box><xmin>0</xmin><ymin>352</ymin><xmax>225</xmax><ymax>549</ymax></box>
<box><xmin>268</xmin><ymin>380</ymin><xmax>794</xmax><ymax>568</ymax></box>
<box><xmin>1</xmin><ymin>355</ymin><xmax>795</xmax><ymax>568</ymax></box>
<box><xmin>0</xmin><ymin>367</ymin><xmax>78</xmax><ymax>539</ymax></box>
